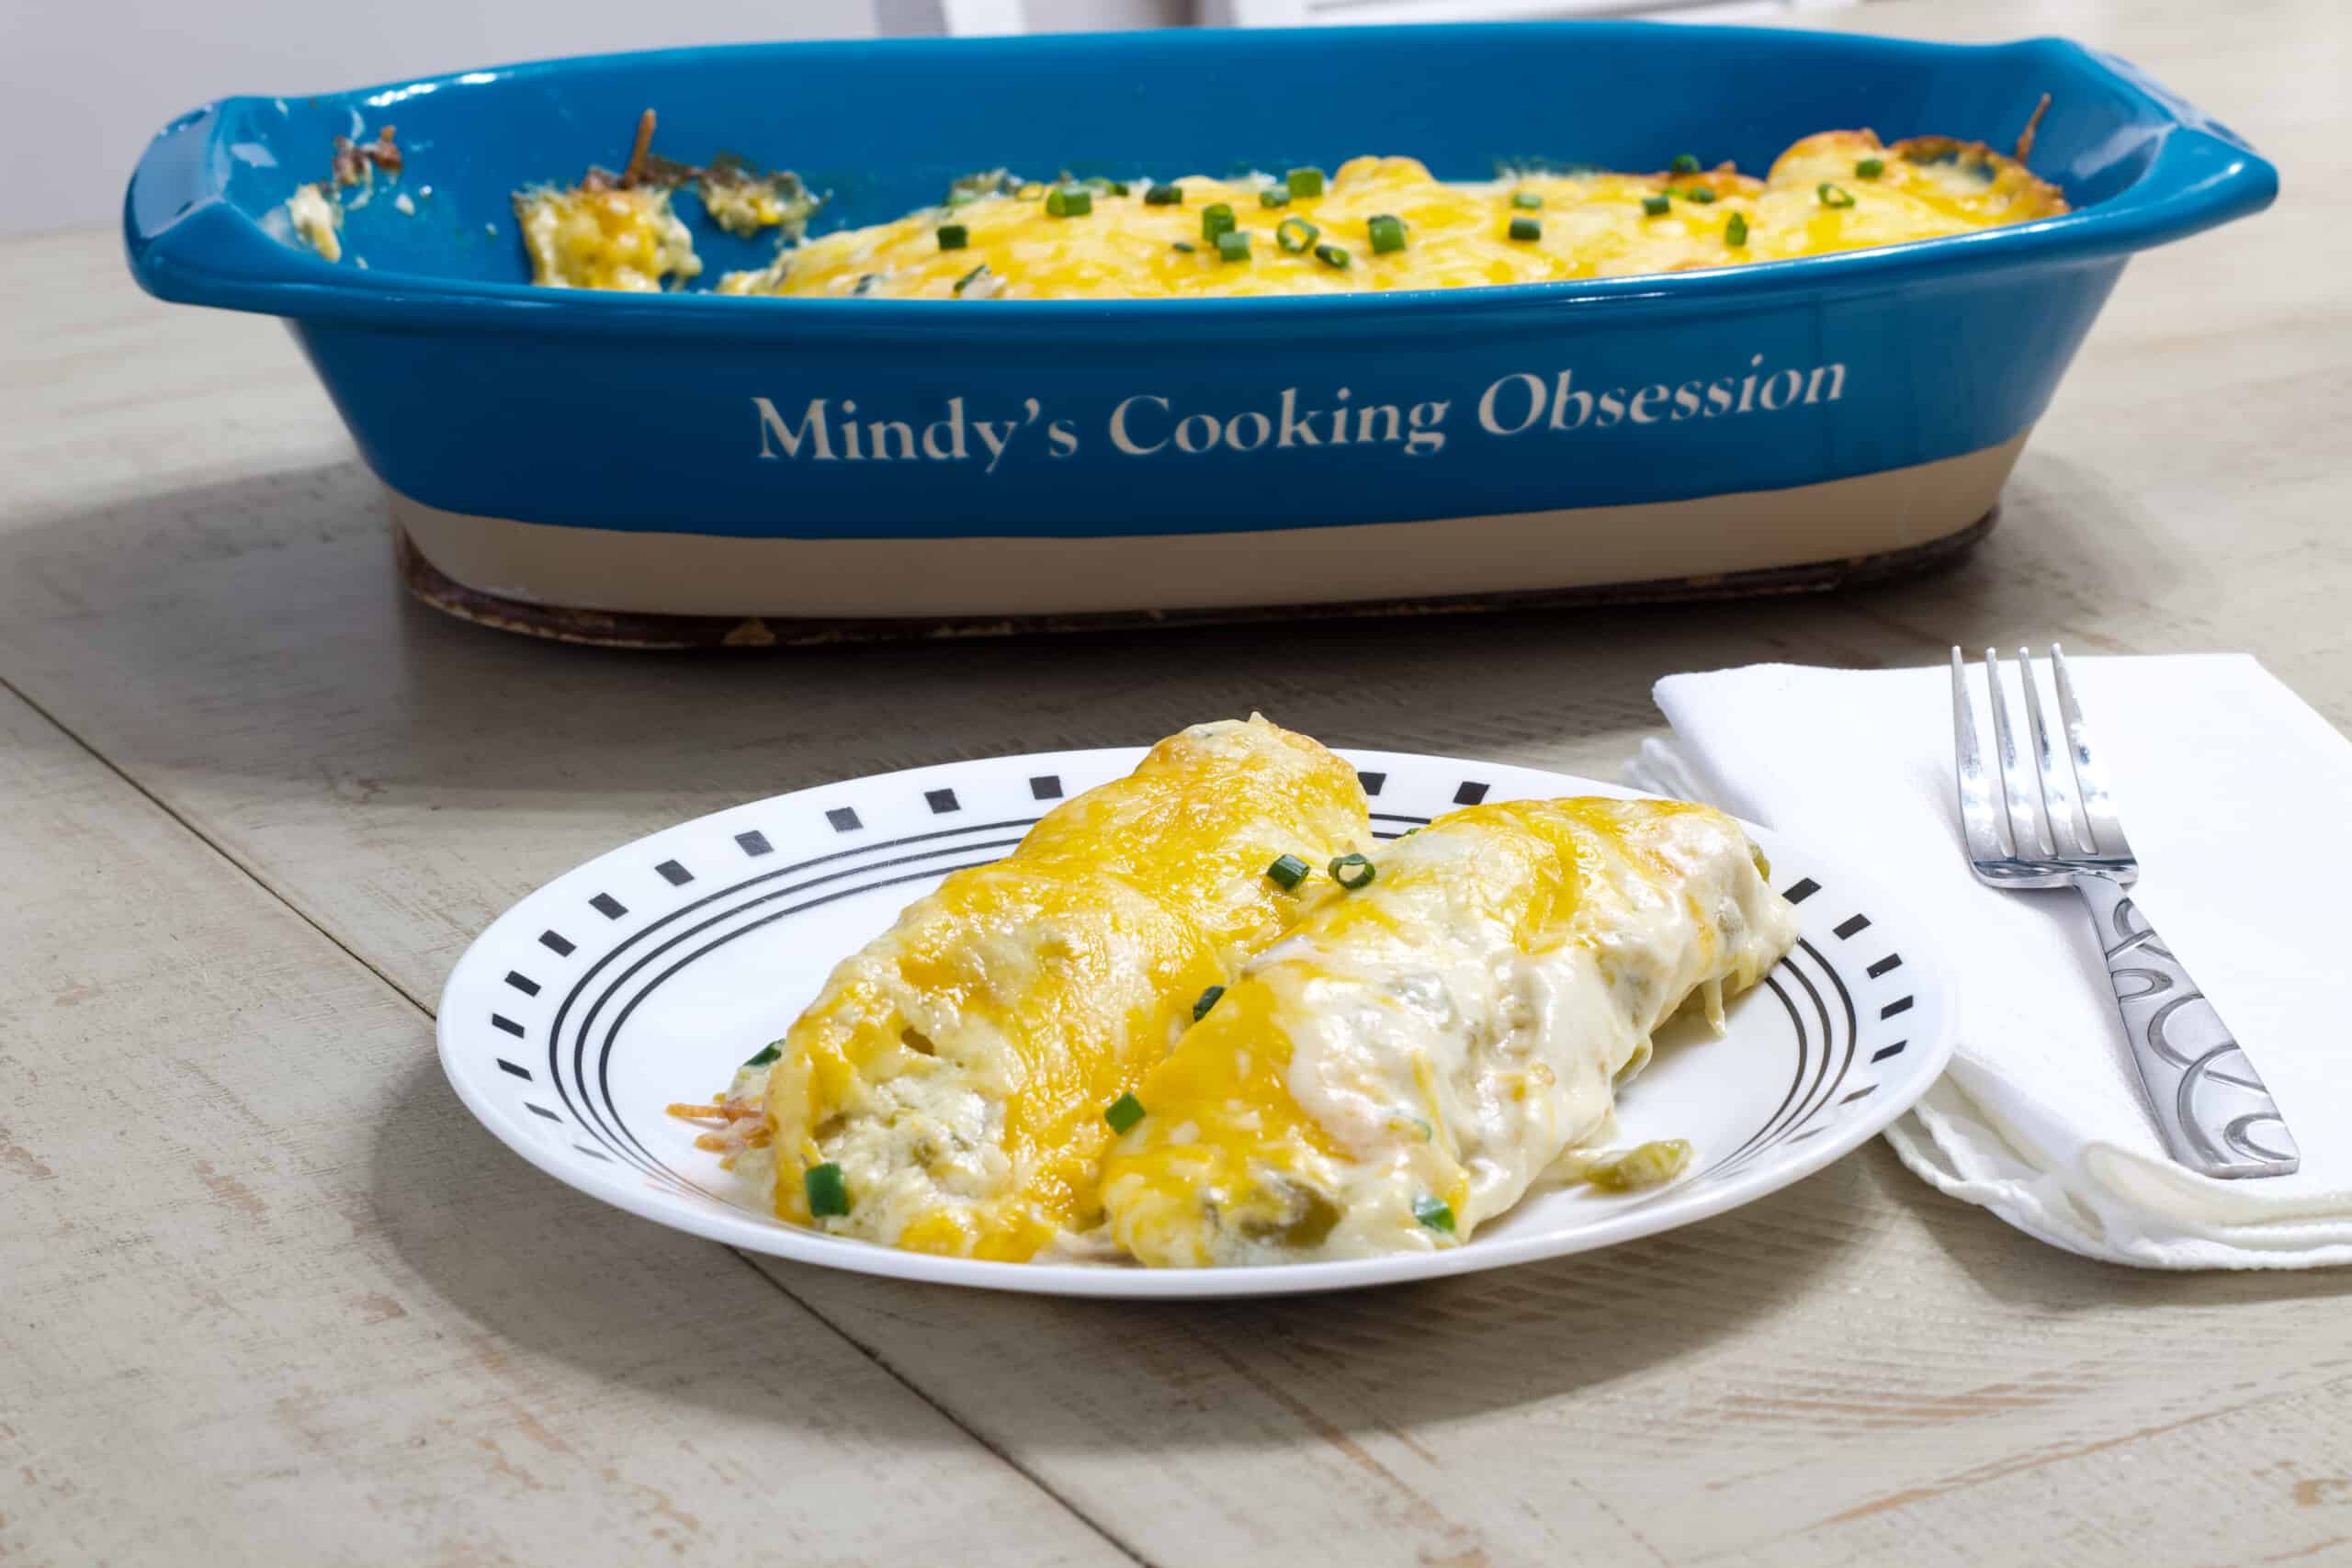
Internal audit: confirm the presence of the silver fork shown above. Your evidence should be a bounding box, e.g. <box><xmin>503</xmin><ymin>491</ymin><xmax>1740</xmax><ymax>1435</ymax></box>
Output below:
<box><xmin>1951</xmin><ymin>644</ymin><xmax>2300</xmax><ymax>1179</ymax></box>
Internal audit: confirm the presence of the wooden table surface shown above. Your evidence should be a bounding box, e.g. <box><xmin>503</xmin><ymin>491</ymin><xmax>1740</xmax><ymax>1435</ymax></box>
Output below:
<box><xmin>6</xmin><ymin>0</ymin><xmax>2349</xmax><ymax>1562</ymax></box>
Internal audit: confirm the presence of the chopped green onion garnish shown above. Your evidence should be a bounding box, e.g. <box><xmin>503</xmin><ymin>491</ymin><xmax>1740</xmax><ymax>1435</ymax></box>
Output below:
<box><xmin>1104</xmin><ymin>1092</ymin><xmax>1146</xmax><ymax>1134</ymax></box>
<box><xmin>1216</xmin><ymin>229</ymin><xmax>1250</xmax><ymax>263</ymax></box>
<box><xmin>1683</xmin><ymin>186</ymin><xmax>1718</xmax><ymax>204</ymax></box>
<box><xmin>936</xmin><ymin>223</ymin><xmax>968</xmax><ymax>251</ymax></box>
<box><xmin>1670</xmin><ymin>152</ymin><xmax>1702</xmax><ymax>175</ymax></box>
<box><xmin>1171</xmin><ymin>240</ymin><xmax>1195</xmax><ymax>253</ymax></box>
<box><xmin>1508</xmin><ymin>216</ymin><xmax>1541</xmax><ymax>242</ymax></box>
<box><xmin>1817</xmin><ymin>182</ymin><xmax>1855</xmax><ymax>209</ymax></box>
<box><xmin>1267</xmin><ymin>853</ymin><xmax>1311</xmax><ymax>889</ymax></box>
<box><xmin>1511</xmin><ymin>189</ymin><xmax>1543</xmax><ymax>209</ymax></box>
<box><xmin>1329</xmin><ymin>853</ymin><xmax>1376</xmax><ymax>890</ymax></box>
<box><xmin>1642</xmin><ymin>194</ymin><xmax>1671</xmax><ymax>217</ymax></box>
<box><xmin>1202</xmin><ymin>202</ymin><xmax>1236</xmax><ymax>241</ymax></box>
<box><xmin>1314</xmin><ymin>243</ymin><xmax>1351</xmax><ymax>269</ymax></box>
<box><xmin>1855</xmin><ymin>157</ymin><xmax>1885</xmax><ymax>179</ymax></box>
<box><xmin>1287</xmin><ymin>167</ymin><xmax>1325</xmax><ymax>199</ymax></box>
<box><xmin>1046</xmin><ymin>186</ymin><xmax>1092</xmax><ymax>218</ymax></box>
<box><xmin>953</xmin><ymin>263</ymin><xmax>989</xmax><ymax>295</ymax></box>
<box><xmin>1406</xmin><ymin>1113</ymin><xmax>1432</xmax><ymax>1141</ymax></box>
<box><xmin>1412</xmin><ymin>1194</ymin><xmax>1455</xmax><ymax>1233</ymax></box>
<box><xmin>1106</xmin><ymin>180</ymin><xmax>1130</xmax><ymax>197</ymax></box>
<box><xmin>804</xmin><ymin>1162</ymin><xmax>849</xmax><ymax>1218</ymax></box>
<box><xmin>1193</xmin><ymin>984</ymin><xmax>1226</xmax><ymax>1021</ymax></box>
<box><xmin>1276</xmin><ymin>217</ymin><xmax>1319</xmax><ymax>253</ymax></box>
<box><xmin>744</xmin><ymin>1042</ymin><xmax>783</xmax><ymax>1068</ymax></box>
<box><xmin>1725</xmin><ymin>212</ymin><xmax>1748</xmax><ymax>247</ymax></box>
<box><xmin>1260</xmin><ymin>187</ymin><xmax>1290</xmax><ymax>209</ymax></box>
<box><xmin>1016</xmin><ymin>182</ymin><xmax>1044</xmax><ymax>200</ymax></box>
<box><xmin>1145</xmin><ymin>182</ymin><xmax>1184</xmax><ymax>205</ymax></box>
<box><xmin>1367</xmin><ymin>214</ymin><xmax>1407</xmax><ymax>254</ymax></box>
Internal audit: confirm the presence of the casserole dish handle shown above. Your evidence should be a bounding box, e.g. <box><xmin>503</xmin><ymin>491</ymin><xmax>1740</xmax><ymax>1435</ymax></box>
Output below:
<box><xmin>124</xmin><ymin>100</ymin><xmax>321</xmax><ymax>310</ymax></box>
<box><xmin>2062</xmin><ymin>45</ymin><xmax>2278</xmax><ymax>246</ymax></box>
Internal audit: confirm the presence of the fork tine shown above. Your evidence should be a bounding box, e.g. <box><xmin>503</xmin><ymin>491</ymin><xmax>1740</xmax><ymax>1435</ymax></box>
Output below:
<box><xmin>1984</xmin><ymin>648</ymin><xmax>2055</xmax><ymax>859</ymax></box>
<box><xmin>2017</xmin><ymin>647</ymin><xmax>2085</xmax><ymax>855</ymax></box>
<box><xmin>2051</xmin><ymin>643</ymin><xmax>2132</xmax><ymax>858</ymax></box>
<box><xmin>1951</xmin><ymin>647</ymin><xmax>2012</xmax><ymax>863</ymax></box>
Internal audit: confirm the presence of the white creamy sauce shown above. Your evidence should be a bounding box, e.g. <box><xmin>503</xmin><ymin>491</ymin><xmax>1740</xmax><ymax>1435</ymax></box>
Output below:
<box><xmin>824</xmin><ymin>1058</ymin><xmax>1010</xmax><ymax>1242</ymax></box>
<box><xmin>1252</xmin><ymin>811</ymin><xmax>1794</xmax><ymax>1259</ymax></box>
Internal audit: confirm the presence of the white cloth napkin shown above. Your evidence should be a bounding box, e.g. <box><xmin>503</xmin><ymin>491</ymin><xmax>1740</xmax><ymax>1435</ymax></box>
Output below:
<box><xmin>1626</xmin><ymin>655</ymin><xmax>2352</xmax><ymax>1269</ymax></box>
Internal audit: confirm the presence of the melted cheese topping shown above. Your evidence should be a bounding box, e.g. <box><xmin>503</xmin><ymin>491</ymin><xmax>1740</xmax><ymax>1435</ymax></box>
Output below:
<box><xmin>760</xmin><ymin>716</ymin><xmax>1370</xmax><ymax>1260</ymax></box>
<box><xmin>696</xmin><ymin>173</ymin><xmax>819</xmax><ymax>239</ymax></box>
<box><xmin>1097</xmin><ymin>797</ymin><xmax>1799</xmax><ymax>1268</ymax></box>
<box><xmin>709</xmin><ymin>130</ymin><xmax>2062</xmax><ymax>300</ymax></box>
<box><xmin>514</xmin><ymin>185</ymin><xmax>703</xmax><ymax>291</ymax></box>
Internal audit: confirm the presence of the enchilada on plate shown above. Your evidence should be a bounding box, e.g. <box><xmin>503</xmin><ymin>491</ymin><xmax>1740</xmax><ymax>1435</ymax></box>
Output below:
<box><xmin>1100</xmin><ymin>796</ymin><xmax>1798</xmax><ymax>1266</ymax></box>
<box><xmin>690</xmin><ymin>715</ymin><xmax>1369</xmax><ymax>1261</ymax></box>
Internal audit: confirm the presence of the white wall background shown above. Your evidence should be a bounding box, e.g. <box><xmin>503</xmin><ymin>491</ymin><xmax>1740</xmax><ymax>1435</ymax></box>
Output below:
<box><xmin>0</xmin><ymin>0</ymin><xmax>1180</xmax><ymax>236</ymax></box>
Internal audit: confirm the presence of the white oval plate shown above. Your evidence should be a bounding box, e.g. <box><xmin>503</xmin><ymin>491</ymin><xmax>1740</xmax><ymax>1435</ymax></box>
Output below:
<box><xmin>438</xmin><ymin>747</ymin><xmax>1955</xmax><ymax>1298</ymax></box>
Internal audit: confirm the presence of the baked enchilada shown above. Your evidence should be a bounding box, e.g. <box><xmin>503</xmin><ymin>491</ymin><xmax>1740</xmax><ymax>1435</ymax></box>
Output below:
<box><xmin>686</xmin><ymin>716</ymin><xmax>1370</xmax><ymax>1261</ymax></box>
<box><xmin>500</xmin><ymin>116</ymin><xmax>2064</xmax><ymax>299</ymax></box>
<box><xmin>1099</xmin><ymin>797</ymin><xmax>1799</xmax><ymax>1266</ymax></box>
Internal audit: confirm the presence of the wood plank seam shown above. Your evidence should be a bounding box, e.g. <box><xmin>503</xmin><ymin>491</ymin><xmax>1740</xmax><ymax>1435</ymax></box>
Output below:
<box><xmin>0</xmin><ymin>668</ymin><xmax>423</xmax><ymax>1009</ymax></box>
<box><xmin>721</xmin><ymin>1250</ymin><xmax>1161</xmax><ymax>1568</ymax></box>
<box><xmin>0</xmin><ymin>669</ymin><xmax>1158</xmax><ymax>1568</ymax></box>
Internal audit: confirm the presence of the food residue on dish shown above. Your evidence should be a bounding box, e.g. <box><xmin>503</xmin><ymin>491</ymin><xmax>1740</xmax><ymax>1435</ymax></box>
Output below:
<box><xmin>279</xmin><ymin>125</ymin><xmax>404</xmax><ymax>264</ymax></box>
<box><xmin>511</xmin><ymin>108</ymin><xmax>818</xmax><ymax>291</ymax></box>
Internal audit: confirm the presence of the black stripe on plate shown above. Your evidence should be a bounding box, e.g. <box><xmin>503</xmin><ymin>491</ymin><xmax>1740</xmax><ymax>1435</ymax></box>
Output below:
<box><xmin>925</xmin><ymin>788</ymin><xmax>960</xmax><ymax>814</ymax></box>
<box><xmin>1696</xmin><ymin>970</ymin><xmax>1815</xmax><ymax>1180</ymax></box>
<box><xmin>1881</xmin><ymin>996</ymin><xmax>1915</xmax><ymax>1020</ymax></box>
<box><xmin>541</xmin><ymin>824</ymin><xmax>1043</xmax><ymax>1177</ymax></box>
<box><xmin>1783</xmin><ymin>877</ymin><xmax>1821</xmax><ymax>903</ymax></box>
<box><xmin>539</xmin><ymin>930</ymin><xmax>575</xmax><ymax>956</ymax></box>
<box><xmin>504</xmin><ymin>971</ymin><xmax>540</xmax><ymax>996</ymax></box>
<box><xmin>492</xmin><ymin>1014</ymin><xmax>525</xmax><ymax>1038</ymax></box>
<box><xmin>496</xmin><ymin>1058</ymin><xmax>532</xmax><ymax>1080</ymax></box>
<box><xmin>1841</xmin><ymin>1084</ymin><xmax>1880</xmax><ymax>1104</ymax></box>
<box><xmin>1357</xmin><ymin>771</ymin><xmax>1386</xmax><ymax>796</ymax></box>
<box><xmin>1834</xmin><ymin>914</ymin><xmax>1871</xmax><ymax>940</ymax></box>
<box><xmin>1790</xmin><ymin>1126</ymin><xmax>1828</xmax><ymax>1143</ymax></box>
<box><xmin>590</xmin><ymin>893</ymin><xmax>628</xmax><ymax>919</ymax></box>
<box><xmin>1871</xmin><ymin>1042</ymin><xmax>1907</xmax><ymax>1063</ymax></box>
<box><xmin>526</xmin><ymin>1103</ymin><xmax>561</xmax><ymax>1122</ymax></box>
<box><xmin>826</xmin><ymin>807</ymin><xmax>863</xmax><ymax>832</ymax></box>
<box><xmin>1453</xmin><ymin>780</ymin><xmax>1489</xmax><ymax>806</ymax></box>
<box><xmin>735</xmin><ymin>830</ymin><xmax>773</xmax><ymax>857</ymax></box>
<box><xmin>1866</xmin><ymin>954</ymin><xmax>1903</xmax><ymax>978</ymax></box>
<box><xmin>655</xmin><ymin>860</ymin><xmax>693</xmax><ymax>886</ymax></box>
<box><xmin>573</xmin><ymin>1145</ymin><xmax>612</xmax><ymax>1162</ymax></box>
<box><xmin>1030</xmin><ymin>774</ymin><xmax>1063</xmax><ymax>800</ymax></box>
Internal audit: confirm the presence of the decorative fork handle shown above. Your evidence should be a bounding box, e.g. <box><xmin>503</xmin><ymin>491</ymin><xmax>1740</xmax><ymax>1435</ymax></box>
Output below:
<box><xmin>2072</xmin><ymin>874</ymin><xmax>2300</xmax><ymax>1179</ymax></box>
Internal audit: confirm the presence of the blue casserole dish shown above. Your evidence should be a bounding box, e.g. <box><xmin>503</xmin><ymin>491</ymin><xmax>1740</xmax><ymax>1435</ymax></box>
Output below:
<box><xmin>124</xmin><ymin>23</ymin><xmax>2274</xmax><ymax>630</ymax></box>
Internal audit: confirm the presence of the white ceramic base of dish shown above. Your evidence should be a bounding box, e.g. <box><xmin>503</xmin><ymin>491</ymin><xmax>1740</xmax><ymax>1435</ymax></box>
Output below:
<box><xmin>392</xmin><ymin>434</ymin><xmax>2025</xmax><ymax>622</ymax></box>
